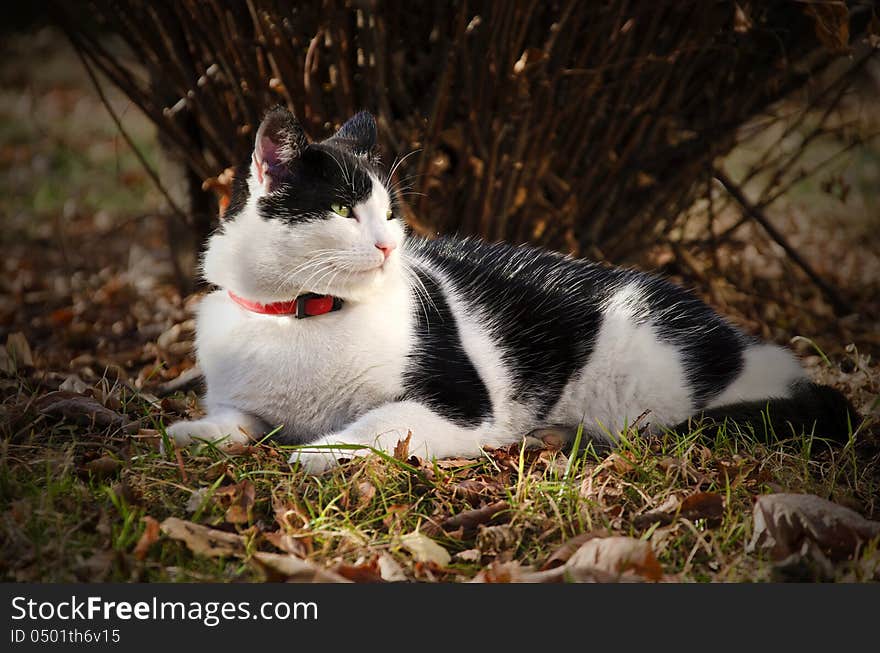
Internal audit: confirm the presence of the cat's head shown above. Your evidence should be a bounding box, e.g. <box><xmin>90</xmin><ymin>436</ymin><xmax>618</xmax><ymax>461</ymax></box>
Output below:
<box><xmin>202</xmin><ymin>106</ymin><xmax>405</xmax><ymax>303</ymax></box>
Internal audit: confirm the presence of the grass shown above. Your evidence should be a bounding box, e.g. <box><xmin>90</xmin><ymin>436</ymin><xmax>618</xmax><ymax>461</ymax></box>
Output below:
<box><xmin>2</xmin><ymin>365</ymin><xmax>877</xmax><ymax>582</ymax></box>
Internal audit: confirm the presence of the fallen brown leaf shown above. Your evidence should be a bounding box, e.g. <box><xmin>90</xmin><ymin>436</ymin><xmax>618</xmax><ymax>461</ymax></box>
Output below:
<box><xmin>332</xmin><ymin>558</ymin><xmax>384</xmax><ymax>583</ymax></box>
<box><xmin>155</xmin><ymin>365</ymin><xmax>204</xmax><ymax>397</ymax></box>
<box><xmin>475</xmin><ymin>524</ymin><xmax>517</xmax><ymax>557</ymax></box>
<box><xmin>133</xmin><ymin>516</ymin><xmax>160</xmax><ymax>560</ymax></box>
<box><xmin>680</xmin><ymin>491</ymin><xmax>724</xmax><ymax>525</ymax></box>
<box><xmin>393</xmin><ymin>431</ymin><xmax>412</xmax><ymax>461</ymax></box>
<box><xmin>747</xmin><ymin>493</ymin><xmax>880</xmax><ymax>563</ymax></box>
<box><xmin>565</xmin><ymin>536</ymin><xmax>663</xmax><ymax>582</ymax></box>
<box><xmin>434</xmin><ymin>458</ymin><xmax>479</xmax><ymax>470</ymax></box>
<box><xmin>160</xmin><ymin>517</ymin><xmax>246</xmax><ymax>558</ymax></box>
<box><xmin>215</xmin><ymin>479</ymin><xmax>255</xmax><ymax>524</ymax></box>
<box><xmin>382</xmin><ymin>503</ymin><xmax>410</xmax><ymax>529</ymax></box>
<box><xmin>472</xmin><ymin>561</ymin><xmax>566</xmax><ymax>583</ymax></box>
<box><xmin>541</xmin><ymin>532</ymin><xmax>598</xmax><ymax>570</ymax></box>
<box><xmin>37</xmin><ymin>391</ymin><xmax>137</xmax><ymax>432</ymax></box>
<box><xmin>632</xmin><ymin>511</ymin><xmax>674</xmax><ymax>530</ymax></box>
<box><xmin>251</xmin><ymin>552</ymin><xmax>350</xmax><ymax>583</ymax></box>
<box><xmin>450</xmin><ymin>477</ymin><xmax>504</xmax><ymax>505</ymax></box>
<box><xmin>597</xmin><ymin>452</ymin><xmax>636</xmax><ymax>475</ymax></box>
<box><xmin>804</xmin><ymin>0</ymin><xmax>850</xmax><ymax>54</ymax></box>
<box><xmin>82</xmin><ymin>454</ymin><xmax>123</xmax><ymax>478</ymax></box>
<box><xmin>442</xmin><ymin>501</ymin><xmax>508</xmax><ymax>534</ymax></box>
<box><xmin>264</xmin><ymin>530</ymin><xmax>311</xmax><ymax>558</ymax></box>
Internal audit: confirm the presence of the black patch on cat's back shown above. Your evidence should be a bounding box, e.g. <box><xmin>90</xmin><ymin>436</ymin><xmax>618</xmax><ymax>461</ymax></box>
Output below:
<box><xmin>402</xmin><ymin>269</ymin><xmax>492</xmax><ymax>426</ymax></box>
<box><xmin>409</xmin><ymin>238</ymin><xmax>607</xmax><ymax>418</ymax></box>
<box><xmin>630</xmin><ymin>272</ymin><xmax>748</xmax><ymax>409</ymax></box>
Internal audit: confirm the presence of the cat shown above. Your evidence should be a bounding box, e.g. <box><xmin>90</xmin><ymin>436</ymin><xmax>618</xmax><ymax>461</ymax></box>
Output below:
<box><xmin>166</xmin><ymin>106</ymin><xmax>857</xmax><ymax>473</ymax></box>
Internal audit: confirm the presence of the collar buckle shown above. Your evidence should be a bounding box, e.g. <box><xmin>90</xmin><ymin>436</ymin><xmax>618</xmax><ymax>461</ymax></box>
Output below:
<box><xmin>295</xmin><ymin>293</ymin><xmax>344</xmax><ymax>319</ymax></box>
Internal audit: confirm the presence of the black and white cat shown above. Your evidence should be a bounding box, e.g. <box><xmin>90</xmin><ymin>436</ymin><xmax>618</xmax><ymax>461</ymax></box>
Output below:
<box><xmin>167</xmin><ymin>107</ymin><xmax>855</xmax><ymax>472</ymax></box>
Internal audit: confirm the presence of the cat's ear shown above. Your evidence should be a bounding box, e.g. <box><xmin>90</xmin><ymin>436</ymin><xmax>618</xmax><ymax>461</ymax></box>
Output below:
<box><xmin>253</xmin><ymin>106</ymin><xmax>308</xmax><ymax>192</ymax></box>
<box><xmin>326</xmin><ymin>111</ymin><xmax>378</xmax><ymax>159</ymax></box>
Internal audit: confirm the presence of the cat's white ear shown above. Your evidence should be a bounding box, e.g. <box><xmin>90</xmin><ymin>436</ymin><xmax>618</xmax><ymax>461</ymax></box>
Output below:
<box><xmin>253</xmin><ymin>106</ymin><xmax>308</xmax><ymax>192</ymax></box>
<box><xmin>326</xmin><ymin>111</ymin><xmax>377</xmax><ymax>159</ymax></box>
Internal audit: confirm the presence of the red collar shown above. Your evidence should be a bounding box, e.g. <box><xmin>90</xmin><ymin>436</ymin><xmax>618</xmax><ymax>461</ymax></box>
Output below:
<box><xmin>228</xmin><ymin>290</ymin><xmax>343</xmax><ymax>318</ymax></box>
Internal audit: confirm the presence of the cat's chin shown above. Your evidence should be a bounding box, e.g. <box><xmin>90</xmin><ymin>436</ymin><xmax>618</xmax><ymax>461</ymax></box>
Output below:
<box><xmin>323</xmin><ymin>261</ymin><xmax>400</xmax><ymax>301</ymax></box>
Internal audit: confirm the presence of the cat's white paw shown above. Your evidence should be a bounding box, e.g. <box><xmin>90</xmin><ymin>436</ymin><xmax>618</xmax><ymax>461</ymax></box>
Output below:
<box><xmin>166</xmin><ymin>419</ymin><xmax>250</xmax><ymax>450</ymax></box>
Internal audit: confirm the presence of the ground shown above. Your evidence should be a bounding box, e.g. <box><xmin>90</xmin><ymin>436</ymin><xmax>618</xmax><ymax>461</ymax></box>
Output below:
<box><xmin>1</xmin><ymin>30</ymin><xmax>879</xmax><ymax>583</ymax></box>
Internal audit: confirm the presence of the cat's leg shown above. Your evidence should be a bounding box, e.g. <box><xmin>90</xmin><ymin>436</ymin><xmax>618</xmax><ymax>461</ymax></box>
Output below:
<box><xmin>289</xmin><ymin>401</ymin><xmax>501</xmax><ymax>473</ymax></box>
<box><xmin>166</xmin><ymin>405</ymin><xmax>267</xmax><ymax>451</ymax></box>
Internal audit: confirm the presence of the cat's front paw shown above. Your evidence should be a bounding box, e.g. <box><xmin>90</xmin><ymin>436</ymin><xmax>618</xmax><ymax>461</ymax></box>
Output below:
<box><xmin>166</xmin><ymin>419</ymin><xmax>250</xmax><ymax>450</ymax></box>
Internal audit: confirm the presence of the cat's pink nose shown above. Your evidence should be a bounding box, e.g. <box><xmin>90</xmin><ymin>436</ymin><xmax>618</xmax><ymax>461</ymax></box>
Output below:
<box><xmin>375</xmin><ymin>242</ymin><xmax>396</xmax><ymax>260</ymax></box>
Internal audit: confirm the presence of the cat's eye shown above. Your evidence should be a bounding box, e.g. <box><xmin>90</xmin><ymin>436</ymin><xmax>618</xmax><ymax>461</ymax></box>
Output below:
<box><xmin>330</xmin><ymin>203</ymin><xmax>351</xmax><ymax>218</ymax></box>
<box><xmin>386</xmin><ymin>209</ymin><xmax>394</xmax><ymax>221</ymax></box>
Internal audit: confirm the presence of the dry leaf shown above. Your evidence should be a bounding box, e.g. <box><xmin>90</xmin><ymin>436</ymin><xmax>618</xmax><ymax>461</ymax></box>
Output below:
<box><xmin>377</xmin><ymin>553</ymin><xmax>408</xmax><ymax>581</ymax></box>
<box><xmin>475</xmin><ymin>524</ymin><xmax>517</xmax><ymax>557</ymax></box>
<box><xmin>6</xmin><ymin>332</ymin><xmax>34</xmax><ymax>369</ymax></box>
<box><xmin>734</xmin><ymin>2</ymin><xmax>752</xmax><ymax>33</ymax></box>
<box><xmin>434</xmin><ymin>457</ymin><xmax>479</xmax><ymax>469</ymax></box>
<box><xmin>680</xmin><ymin>492</ymin><xmax>724</xmax><ymax>524</ymax></box>
<box><xmin>597</xmin><ymin>452</ymin><xmax>635</xmax><ymax>475</ymax></box>
<box><xmin>250</xmin><ymin>552</ymin><xmax>350</xmax><ymax>583</ymax></box>
<box><xmin>804</xmin><ymin>1</ymin><xmax>850</xmax><ymax>54</ymax></box>
<box><xmin>215</xmin><ymin>479</ymin><xmax>255</xmax><ymax>524</ymax></box>
<box><xmin>451</xmin><ymin>478</ymin><xmax>503</xmax><ymax>505</ymax></box>
<box><xmin>747</xmin><ymin>493</ymin><xmax>880</xmax><ymax>563</ymax></box>
<box><xmin>541</xmin><ymin>533</ymin><xmax>598</xmax><ymax>570</ymax></box>
<box><xmin>332</xmin><ymin>558</ymin><xmax>384</xmax><ymax>583</ymax></box>
<box><xmin>264</xmin><ymin>530</ymin><xmax>311</xmax><ymax>558</ymax></box>
<box><xmin>632</xmin><ymin>511</ymin><xmax>675</xmax><ymax>530</ymax></box>
<box><xmin>565</xmin><ymin>536</ymin><xmax>663</xmax><ymax>582</ymax></box>
<box><xmin>355</xmin><ymin>480</ymin><xmax>376</xmax><ymax>509</ymax></box>
<box><xmin>133</xmin><ymin>516</ymin><xmax>160</xmax><ymax>560</ymax></box>
<box><xmin>59</xmin><ymin>374</ymin><xmax>89</xmax><ymax>394</ymax></box>
<box><xmin>82</xmin><ymin>455</ymin><xmax>122</xmax><ymax>478</ymax></box>
<box><xmin>393</xmin><ymin>431</ymin><xmax>412</xmax><ymax>461</ymax></box>
<box><xmin>400</xmin><ymin>531</ymin><xmax>451</xmax><ymax>566</ymax></box>
<box><xmin>160</xmin><ymin>517</ymin><xmax>245</xmax><ymax>558</ymax></box>
<box><xmin>454</xmin><ymin>549</ymin><xmax>482</xmax><ymax>563</ymax></box>
<box><xmin>37</xmin><ymin>391</ymin><xmax>136</xmax><ymax>432</ymax></box>
<box><xmin>156</xmin><ymin>365</ymin><xmax>204</xmax><ymax>397</ymax></box>
<box><xmin>441</xmin><ymin>501</ymin><xmax>508</xmax><ymax>534</ymax></box>
<box><xmin>472</xmin><ymin>561</ymin><xmax>566</xmax><ymax>583</ymax></box>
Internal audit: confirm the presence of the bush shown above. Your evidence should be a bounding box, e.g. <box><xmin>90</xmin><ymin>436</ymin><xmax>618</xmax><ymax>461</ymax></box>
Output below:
<box><xmin>55</xmin><ymin>1</ymin><xmax>872</xmax><ymax>266</ymax></box>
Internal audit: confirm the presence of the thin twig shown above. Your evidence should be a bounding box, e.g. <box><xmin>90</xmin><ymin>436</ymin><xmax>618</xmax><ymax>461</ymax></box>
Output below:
<box><xmin>713</xmin><ymin>168</ymin><xmax>855</xmax><ymax>317</ymax></box>
<box><xmin>74</xmin><ymin>47</ymin><xmax>192</xmax><ymax>290</ymax></box>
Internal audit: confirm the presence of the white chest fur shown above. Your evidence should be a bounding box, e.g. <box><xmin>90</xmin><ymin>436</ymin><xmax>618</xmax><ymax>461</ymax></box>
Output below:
<box><xmin>194</xmin><ymin>282</ymin><xmax>414</xmax><ymax>441</ymax></box>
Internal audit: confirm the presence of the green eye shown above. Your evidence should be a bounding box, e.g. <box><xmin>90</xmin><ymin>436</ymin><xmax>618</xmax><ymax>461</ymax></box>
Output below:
<box><xmin>330</xmin><ymin>203</ymin><xmax>351</xmax><ymax>218</ymax></box>
<box><xmin>386</xmin><ymin>209</ymin><xmax>394</xmax><ymax>221</ymax></box>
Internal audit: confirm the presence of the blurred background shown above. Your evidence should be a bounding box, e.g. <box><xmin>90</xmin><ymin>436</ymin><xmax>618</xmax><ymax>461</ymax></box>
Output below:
<box><xmin>1</xmin><ymin>0</ymin><xmax>879</xmax><ymax>404</ymax></box>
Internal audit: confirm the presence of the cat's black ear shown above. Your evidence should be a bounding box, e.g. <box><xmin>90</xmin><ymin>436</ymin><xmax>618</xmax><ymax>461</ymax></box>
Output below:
<box><xmin>253</xmin><ymin>106</ymin><xmax>308</xmax><ymax>192</ymax></box>
<box><xmin>326</xmin><ymin>111</ymin><xmax>378</xmax><ymax>159</ymax></box>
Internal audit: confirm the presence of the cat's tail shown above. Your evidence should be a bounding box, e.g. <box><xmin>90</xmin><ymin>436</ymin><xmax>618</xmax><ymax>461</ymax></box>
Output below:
<box><xmin>674</xmin><ymin>381</ymin><xmax>859</xmax><ymax>445</ymax></box>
